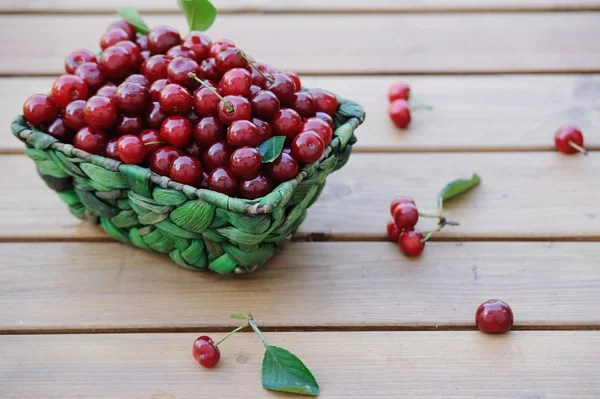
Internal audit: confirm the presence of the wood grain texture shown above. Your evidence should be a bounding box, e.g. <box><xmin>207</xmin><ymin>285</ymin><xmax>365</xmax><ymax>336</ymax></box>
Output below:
<box><xmin>1</xmin><ymin>13</ymin><xmax>600</xmax><ymax>75</ymax></box>
<box><xmin>0</xmin><ymin>153</ymin><xmax>598</xmax><ymax>240</ymax></box>
<box><xmin>4</xmin><ymin>75</ymin><xmax>600</xmax><ymax>153</ymax></box>
<box><xmin>1</xmin><ymin>332</ymin><xmax>599</xmax><ymax>398</ymax></box>
<box><xmin>1</xmin><ymin>241</ymin><xmax>599</xmax><ymax>331</ymax></box>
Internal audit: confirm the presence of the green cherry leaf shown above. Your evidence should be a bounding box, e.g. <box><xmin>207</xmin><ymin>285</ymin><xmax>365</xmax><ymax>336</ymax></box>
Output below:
<box><xmin>117</xmin><ymin>8</ymin><xmax>150</xmax><ymax>34</ymax></box>
<box><xmin>438</xmin><ymin>173</ymin><xmax>481</xmax><ymax>204</ymax></box>
<box><xmin>259</xmin><ymin>136</ymin><xmax>286</xmax><ymax>163</ymax></box>
<box><xmin>229</xmin><ymin>312</ymin><xmax>248</xmax><ymax>320</ymax></box>
<box><xmin>177</xmin><ymin>0</ymin><xmax>217</xmax><ymax>32</ymax></box>
<box><xmin>262</xmin><ymin>345</ymin><xmax>320</xmax><ymax>396</ymax></box>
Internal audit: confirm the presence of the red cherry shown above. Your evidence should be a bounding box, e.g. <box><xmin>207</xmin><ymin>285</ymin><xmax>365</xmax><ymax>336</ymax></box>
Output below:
<box><xmin>73</xmin><ymin>126</ymin><xmax>107</xmax><ymax>154</ymax></box>
<box><xmin>299</xmin><ymin>117</ymin><xmax>333</xmax><ymax>145</ymax></box>
<box><xmin>204</xmin><ymin>141</ymin><xmax>233</xmax><ymax>170</ymax></box>
<box><xmin>252</xmin><ymin>118</ymin><xmax>273</xmax><ymax>143</ymax></box>
<box><xmin>250</xmin><ymin>90</ymin><xmax>280</xmax><ymax>119</ymax></box>
<box><xmin>115</xmin><ymin>114</ymin><xmax>144</xmax><ymax>136</ymax></box>
<box><xmin>267</xmin><ymin>73</ymin><xmax>296</xmax><ymax>106</ymax></box>
<box><xmin>193</xmin><ymin>86</ymin><xmax>223</xmax><ymax>117</ymax></box>
<box><xmin>239</xmin><ymin>173</ymin><xmax>273</xmax><ymax>199</ymax></box>
<box><xmin>115</xmin><ymin>82</ymin><xmax>150</xmax><ymax>113</ymax></box>
<box><xmin>108</xmin><ymin>20</ymin><xmax>136</xmax><ymax>40</ymax></box>
<box><xmin>311</xmin><ymin>89</ymin><xmax>338</xmax><ymax>116</ymax></box>
<box><xmin>220</xmin><ymin>68</ymin><xmax>252</xmax><ymax>97</ymax></box>
<box><xmin>283</xmin><ymin>71</ymin><xmax>301</xmax><ymax>91</ymax></box>
<box><xmin>142</xmin><ymin>50</ymin><xmax>151</xmax><ymax>61</ymax></box>
<box><xmin>199</xmin><ymin>58</ymin><xmax>221</xmax><ymax>82</ymax></box>
<box><xmin>75</xmin><ymin>62</ymin><xmax>106</xmax><ymax>93</ymax></box>
<box><xmin>227</xmin><ymin>120</ymin><xmax>260</xmax><ymax>147</ymax></box>
<box><xmin>84</xmin><ymin>95</ymin><xmax>118</xmax><ymax>129</ymax></box>
<box><xmin>315</xmin><ymin>111</ymin><xmax>335</xmax><ymax>130</ymax></box>
<box><xmin>141</xmin><ymin>55</ymin><xmax>171</xmax><ymax>83</ymax></box>
<box><xmin>167</xmin><ymin>57</ymin><xmax>200</xmax><ymax>88</ymax></box>
<box><xmin>209</xmin><ymin>39</ymin><xmax>235</xmax><ymax>58</ymax></box>
<box><xmin>247</xmin><ymin>62</ymin><xmax>274</xmax><ymax>88</ymax></box>
<box><xmin>291</xmin><ymin>130</ymin><xmax>325</xmax><ymax>164</ymax></box>
<box><xmin>217</xmin><ymin>95</ymin><xmax>251</xmax><ymax>125</ymax></box>
<box><xmin>271</xmin><ymin>108</ymin><xmax>302</xmax><ymax>143</ymax></box>
<box><xmin>115</xmin><ymin>40</ymin><xmax>143</xmax><ymax>71</ymax></box>
<box><xmin>117</xmin><ymin>134</ymin><xmax>146</xmax><ymax>164</ymax></box>
<box><xmin>99</xmin><ymin>45</ymin><xmax>132</xmax><ymax>80</ymax></box>
<box><xmin>194</xmin><ymin>116</ymin><xmax>225</xmax><ymax>147</ymax></box>
<box><xmin>96</xmin><ymin>84</ymin><xmax>117</xmax><ymax>99</ymax></box>
<box><xmin>389</xmin><ymin>99</ymin><xmax>411</xmax><ymax>128</ymax></box>
<box><xmin>183</xmin><ymin>32</ymin><xmax>212</xmax><ymax>62</ymax></box>
<box><xmin>100</xmin><ymin>28</ymin><xmax>130</xmax><ymax>50</ymax></box>
<box><xmin>476</xmin><ymin>300</ymin><xmax>514</xmax><ymax>334</ymax></box>
<box><xmin>23</xmin><ymin>94</ymin><xmax>57</xmax><ymax>126</ymax></box>
<box><xmin>139</xmin><ymin>129</ymin><xmax>163</xmax><ymax>156</ymax></box>
<box><xmin>136</xmin><ymin>34</ymin><xmax>149</xmax><ymax>51</ymax></box>
<box><xmin>125</xmin><ymin>74</ymin><xmax>150</xmax><ymax>88</ymax></box>
<box><xmin>555</xmin><ymin>125</ymin><xmax>586</xmax><ymax>155</ymax></box>
<box><xmin>145</xmin><ymin>102</ymin><xmax>167</xmax><ymax>129</ymax></box>
<box><xmin>229</xmin><ymin>146</ymin><xmax>262</xmax><ymax>178</ymax></box>
<box><xmin>170</xmin><ymin>155</ymin><xmax>203</xmax><ymax>186</ymax></box>
<box><xmin>159</xmin><ymin>84</ymin><xmax>192</xmax><ymax>115</ymax></box>
<box><xmin>65</xmin><ymin>49</ymin><xmax>96</xmax><ymax>74</ymax></box>
<box><xmin>390</xmin><ymin>196</ymin><xmax>416</xmax><ymax>215</ymax></box>
<box><xmin>388</xmin><ymin>82</ymin><xmax>410</xmax><ymax>102</ymax></box>
<box><xmin>291</xmin><ymin>91</ymin><xmax>316</xmax><ymax>118</ymax></box>
<box><xmin>249</xmin><ymin>85</ymin><xmax>261</xmax><ymax>97</ymax></box>
<box><xmin>192</xmin><ymin>336</ymin><xmax>221</xmax><ymax>368</ymax></box>
<box><xmin>215</xmin><ymin>47</ymin><xmax>247</xmax><ymax>75</ymax></box>
<box><xmin>184</xmin><ymin>142</ymin><xmax>203</xmax><ymax>159</ymax></box>
<box><xmin>148</xmin><ymin>26</ymin><xmax>181</xmax><ymax>54</ymax></box>
<box><xmin>208</xmin><ymin>167</ymin><xmax>238</xmax><ymax>196</ymax></box>
<box><xmin>52</xmin><ymin>75</ymin><xmax>89</xmax><ymax>108</ymax></box>
<box><xmin>266</xmin><ymin>152</ymin><xmax>298</xmax><ymax>183</ymax></box>
<box><xmin>149</xmin><ymin>79</ymin><xmax>169</xmax><ymax>102</ymax></box>
<box><xmin>398</xmin><ymin>229</ymin><xmax>425</xmax><ymax>256</ymax></box>
<box><xmin>166</xmin><ymin>45</ymin><xmax>197</xmax><ymax>60</ymax></box>
<box><xmin>150</xmin><ymin>146</ymin><xmax>184</xmax><ymax>176</ymax></box>
<box><xmin>386</xmin><ymin>220</ymin><xmax>400</xmax><ymax>241</ymax></box>
<box><xmin>63</xmin><ymin>99</ymin><xmax>86</xmax><ymax>130</ymax></box>
<box><xmin>160</xmin><ymin>116</ymin><xmax>193</xmax><ymax>147</ymax></box>
<box><xmin>105</xmin><ymin>138</ymin><xmax>120</xmax><ymax>160</ymax></box>
<box><xmin>392</xmin><ymin>203</ymin><xmax>419</xmax><ymax>229</ymax></box>
<box><xmin>46</xmin><ymin>118</ymin><xmax>73</xmax><ymax>142</ymax></box>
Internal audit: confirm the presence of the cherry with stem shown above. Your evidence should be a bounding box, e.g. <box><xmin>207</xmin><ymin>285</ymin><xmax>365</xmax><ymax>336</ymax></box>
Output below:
<box><xmin>236</xmin><ymin>50</ymin><xmax>273</xmax><ymax>85</ymax></box>
<box><xmin>188</xmin><ymin>72</ymin><xmax>233</xmax><ymax>113</ymax></box>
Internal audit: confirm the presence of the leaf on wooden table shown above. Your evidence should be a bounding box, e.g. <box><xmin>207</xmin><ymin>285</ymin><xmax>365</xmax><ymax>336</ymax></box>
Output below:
<box><xmin>229</xmin><ymin>312</ymin><xmax>248</xmax><ymax>320</ymax></box>
<box><xmin>117</xmin><ymin>8</ymin><xmax>150</xmax><ymax>34</ymax></box>
<box><xmin>177</xmin><ymin>0</ymin><xmax>217</xmax><ymax>31</ymax></box>
<box><xmin>439</xmin><ymin>173</ymin><xmax>481</xmax><ymax>203</ymax></box>
<box><xmin>262</xmin><ymin>345</ymin><xmax>320</xmax><ymax>396</ymax></box>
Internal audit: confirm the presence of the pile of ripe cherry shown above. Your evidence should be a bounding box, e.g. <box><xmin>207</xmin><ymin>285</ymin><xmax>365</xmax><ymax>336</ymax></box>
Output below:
<box><xmin>22</xmin><ymin>21</ymin><xmax>340</xmax><ymax>199</ymax></box>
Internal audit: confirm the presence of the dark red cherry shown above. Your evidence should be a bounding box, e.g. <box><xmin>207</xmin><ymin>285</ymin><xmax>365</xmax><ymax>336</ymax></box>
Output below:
<box><xmin>149</xmin><ymin>146</ymin><xmax>184</xmax><ymax>176</ymax></box>
<box><xmin>267</xmin><ymin>73</ymin><xmax>296</xmax><ymax>106</ymax></box>
<box><xmin>291</xmin><ymin>91</ymin><xmax>316</xmax><ymax>118</ymax></box>
<box><xmin>209</xmin><ymin>39</ymin><xmax>235</xmax><ymax>58</ymax></box>
<box><xmin>22</xmin><ymin>94</ymin><xmax>57</xmax><ymax>126</ymax></box>
<box><xmin>192</xmin><ymin>336</ymin><xmax>221</xmax><ymax>368</ymax></box>
<box><xmin>108</xmin><ymin>20</ymin><xmax>136</xmax><ymax>40</ymax></box>
<box><xmin>475</xmin><ymin>299</ymin><xmax>514</xmax><ymax>334</ymax></box>
<box><xmin>139</xmin><ymin>129</ymin><xmax>163</xmax><ymax>156</ymax></box>
<box><xmin>159</xmin><ymin>84</ymin><xmax>192</xmax><ymax>115</ymax></box>
<box><xmin>183</xmin><ymin>32</ymin><xmax>212</xmax><ymax>62</ymax></box>
<box><xmin>141</xmin><ymin>55</ymin><xmax>171</xmax><ymax>82</ymax></box>
<box><xmin>63</xmin><ymin>99</ymin><xmax>86</xmax><ymax>130</ymax></box>
<box><xmin>315</xmin><ymin>111</ymin><xmax>335</xmax><ymax>130</ymax></box>
<box><xmin>239</xmin><ymin>173</ymin><xmax>273</xmax><ymax>199</ymax></box>
<box><xmin>83</xmin><ymin>95</ymin><xmax>118</xmax><ymax>129</ymax></box>
<box><xmin>160</xmin><ymin>116</ymin><xmax>193</xmax><ymax>147</ymax></box>
<box><xmin>96</xmin><ymin>84</ymin><xmax>117</xmax><ymax>99</ymax></box>
<box><xmin>167</xmin><ymin>56</ymin><xmax>200</xmax><ymax>88</ymax></box>
<box><xmin>199</xmin><ymin>58</ymin><xmax>221</xmax><ymax>82</ymax></box>
<box><xmin>266</xmin><ymin>152</ymin><xmax>299</xmax><ymax>183</ymax></box>
<box><xmin>105</xmin><ymin>138</ymin><xmax>121</xmax><ymax>160</ymax></box>
<box><xmin>115</xmin><ymin>40</ymin><xmax>143</xmax><ymax>72</ymax></box>
<box><xmin>390</xmin><ymin>196</ymin><xmax>416</xmax><ymax>215</ymax></box>
<box><xmin>117</xmin><ymin>134</ymin><xmax>146</xmax><ymax>164</ymax></box>
<box><xmin>283</xmin><ymin>71</ymin><xmax>301</xmax><ymax>91</ymax></box>
<box><xmin>52</xmin><ymin>75</ymin><xmax>89</xmax><ymax>108</ymax></box>
<box><xmin>167</xmin><ymin>45</ymin><xmax>197</xmax><ymax>60</ymax></box>
<box><xmin>149</xmin><ymin>79</ymin><xmax>169</xmax><ymax>102</ymax></box>
<box><xmin>389</xmin><ymin>99</ymin><xmax>411</xmax><ymax>129</ymax></box>
<box><xmin>46</xmin><ymin>118</ymin><xmax>73</xmax><ymax>142</ymax></box>
<box><xmin>229</xmin><ymin>146</ymin><xmax>262</xmax><ymax>178</ymax></box>
<box><xmin>115</xmin><ymin>114</ymin><xmax>144</xmax><ymax>136</ymax></box>
<box><xmin>227</xmin><ymin>120</ymin><xmax>260</xmax><ymax>147</ymax></box>
<box><xmin>145</xmin><ymin>102</ymin><xmax>168</xmax><ymax>128</ymax></box>
<box><xmin>271</xmin><ymin>108</ymin><xmax>302</xmax><ymax>143</ymax></box>
<box><xmin>115</xmin><ymin>82</ymin><xmax>150</xmax><ymax>113</ymax></box>
<box><xmin>170</xmin><ymin>155</ymin><xmax>203</xmax><ymax>186</ymax></box>
<box><xmin>247</xmin><ymin>62</ymin><xmax>275</xmax><ymax>88</ymax></box>
<box><xmin>250</xmin><ymin>90</ymin><xmax>280</xmax><ymax>119</ymax></box>
<box><xmin>217</xmin><ymin>95</ymin><xmax>251</xmax><ymax>125</ymax></box>
<box><xmin>219</xmin><ymin>68</ymin><xmax>252</xmax><ymax>97</ymax></box>
<box><xmin>311</xmin><ymin>89</ymin><xmax>338</xmax><ymax>116</ymax></box>
<box><xmin>208</xmin><ymin>167</ymin><xmax>238</xmax><ymax>196</ymax></box>
<box><xmin>388</xmin><ymin>82</ymin><xmax>411</xmax><ymax>102</ymax></box>
<box><xmin>387</xmin><ymin>220</ymin><xmax>401</xmax><ymax>242</ymax></box>
<box><xmin>291</xmin><ymin>130</ymin><xmax>325</xmax><ymax>164</ymax></box>
<box><xmin>74</xmin><ymin>62</ymin><xmax>106</xmax><ymax>94</ymax></box>
<box><xmin>194</xmin><ymin>116</ymin><xmax>225</xmax><ymax>147</ymax></box>
<box><xmin>65</xmin><ymin>49</ymin><xmax>96</xmax><ymax>74</ymax></box>
<box><xmin>215</xmin><ymin>47</ymin><xmax>247</xmax><ymax>75</ymax></box>
<box><xmin>398</xmin><ymin>229</ymin><xmax>425</xmax><ymax>257</ymax></box>
<box><xmin>393</xmin><ymin>203</ymin><xmax>419</xmax><ymax>230</ymax></box>
<box><xmin>555</xmin><ymin>125</ymin><xmax>586</xmax><ymax>155</ymax></box>
<box><xmin>125</xmin><ymin>74</ymin><xmax>150</xmax><ymax>88</ymax></box>
<box><xmin>252</xmin><ymin>118</ymin><xmax>273</xmax><ymax>143</ymax></box>
<box><xmin>100</xmin><ymin>28</ymin><xmax>130</xmax><ymax>50</ymax></box>
<box><xmin>148</xmin><ymin>26</ymin><xmax>181</xmax><ymax>55</ymax></box>
<box><xmin>136</xmin><ymin>33</ymin><xmax>150</xmax><ymax>51</ymax></box>
<box><xmin>193</xmin><ymin>86</ymin><xmax>223</xmax><ymax>117</ymax></box>
<box><xmin>99</xmin><ymin>45</ymin><xmax>132</xmax><ymax>80</ymax></box>
<box><xmin>299</xmin><ymin>117</ymin><xmax>333</xmax><ymax>145</ymax></box>
<box><xmin>249</xmin><ymin>85</ymin><xmax>261</xmax><ymax>97</ymax></box>
<box><xmin>203</xmin><ymin>141</ymin><xmax>233</xmax><ymax>170</ymax></box>
<box><xmin>73</xmin><ymin>126</ymin><xmax>107</xmax><ymax>154</ymax></box>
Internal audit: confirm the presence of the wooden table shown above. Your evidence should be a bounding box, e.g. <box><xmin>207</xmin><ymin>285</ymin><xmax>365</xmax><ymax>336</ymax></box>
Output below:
<box><xmin>1</xmin><ymin>1</ymin><xmax>600</xmax><ymax>398</ymax></box>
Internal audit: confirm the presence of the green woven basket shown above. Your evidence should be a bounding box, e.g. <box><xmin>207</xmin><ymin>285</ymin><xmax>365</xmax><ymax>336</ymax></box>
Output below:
<box><xmin>12</xmin><ymin>95</ymin><xmax>364</xmax><ymax>274</ymax></box>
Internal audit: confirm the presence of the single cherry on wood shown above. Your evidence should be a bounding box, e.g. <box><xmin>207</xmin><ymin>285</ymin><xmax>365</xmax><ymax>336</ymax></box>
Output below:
<box><xmin>393</xmin><ymin>203</ymin><xmax>419</xmax><ymax>229</ymax></box>
<box><xmin>398</xmin><ymin>229</ymin><xmax>425</xmax><ymax>256</ymax></box>
<box><xmin>554</xmin><ymin>125</ymin><xmax>587</xmax><ymax>155</ymax></box>
<box><xmin>390</xmin><ymin>196</ymin><xmax>416</xmax><ymax>214</ymax></box>
<box><xmin>388</xmin><ymin>82</ymin><xmax>411</xmax><ymax>102</ymax></box>
<box><xmin>192</xmin><ymin>336</ymin><xmax>221</xmax><ymax>368</ymax></box>
<box><xmin>475</xmin><ymin>300</ymin><xmax>514</xmax><ymax>334</ymax></box>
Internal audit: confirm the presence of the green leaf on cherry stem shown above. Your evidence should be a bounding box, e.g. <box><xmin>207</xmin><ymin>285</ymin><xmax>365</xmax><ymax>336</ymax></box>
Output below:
<box><xmin>117</xmin><ymin>8</ymin><xmax>150</xmax><ymax>34</ymax></box>
<box><xmin>229</xmin><ymin>312</ymin><xmax>248</xmax><ymax>320</ymax></box>
<box><xmin>262</xmin><ymin>345</ymin><xmax>320</xmax><ymax>396</ymax></box>
<box><xmin>438</xmin><ymin>173</ymin><xmax>481</xmax><ymax>204</ymax></box>
<box><xmin>177</xmin><ymin>0</ymin><xmax>217</xmax><ymax>31</ymax></box>
<box><xmin>259</xmin><ymin>136</ymin><xmax>286</xmax><ymax>163</ymax></box>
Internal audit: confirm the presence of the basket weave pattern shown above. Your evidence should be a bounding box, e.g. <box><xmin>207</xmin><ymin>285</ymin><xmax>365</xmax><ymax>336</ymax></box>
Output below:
<box><xmin>12</xmin><ymin>96</ymin><xmax>364</xmax><ymax>274</ymax></box>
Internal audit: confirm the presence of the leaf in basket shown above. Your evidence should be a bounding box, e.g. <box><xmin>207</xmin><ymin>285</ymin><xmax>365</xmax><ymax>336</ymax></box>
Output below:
<box><xmin>177</xmin><ymin>0</ymin><xmax>217</xmax><ymax>31</ymax></box>
<box><xmin>230</xmin><ymin>312</ymin><xmax>248</xmax><ymax>320</ymax></box>
<box><xmin>117</xmin><ymin>8</ymin><xmax>150</xmax><ymax>34</ymax></box>
<box><xmin>259</xmin><ymin>136</ymin><xmax>286</xmax><ymax>163</ymax></box>
<box><xmin>438</xmin><ymin>173</ymin><xmax>481</xmax><ymax>204</ymax></box>
<box><xmin>262</xmin><ymin>345</ymin><xmax>320</xmax><ymax>396</ymax></box>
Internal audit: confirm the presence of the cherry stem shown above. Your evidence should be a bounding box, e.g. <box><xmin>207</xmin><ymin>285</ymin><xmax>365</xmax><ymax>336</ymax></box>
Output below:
<box><xmin>568</xmin><ymin>140</ymin><xmax>588</xmax><ymax>155</ymax></box>
<box><xmin>248</xmin><ymin>315</ymin><xmax>270</xmax><ymax>348</ymax></box>
<box><xmin>410</xmin><ymin>94</ymin><xmax>433</xmax><ymax>110</ymax></box>
<box><xmin>188</xmin><ymin>72</ymin><xmax>233</xmax><ymax>112</ymax></box>
<box><xmin>419</xmin><ymin>212</ymin><xmax>441</xmax><ymax>219</ymax></box>
<box><xmin>214</xmin><ymin>323</ymin><xmax>249</xmax><ymax>347</ymax></box>
<box><xmin>421</xmin><ymin>224</ymin><xmax>444</xmax><ymax>244</ymax></box>
<box><xmin>143</xmin><ymin>141</ymin><xmax>164</xmax><ymax>146</ymax></box>
<box><xmin>236</xmin><ymin>50</ymin><xmax>274</xmax><ymax>84</ymax></box>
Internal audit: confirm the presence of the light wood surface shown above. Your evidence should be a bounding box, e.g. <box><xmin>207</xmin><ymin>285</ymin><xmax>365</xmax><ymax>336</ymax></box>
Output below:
<box><xmin>2</xmin><ymin>13</ymin><xmax>600</xmax><ymax>75</ymax></box>
<box><xmin>4</xmin><ymin>75</ymin><xmax>600</xmax><ymax>153</ymax></box>
<box><xmin>1</xmin><ymin>241</ymin><xmax>599</xmax><ymax>331</ymax></box>
<box><xmin>1</xmin><ymin>332</ymin><xmax>599</xmax><ymax>398</ymax></box>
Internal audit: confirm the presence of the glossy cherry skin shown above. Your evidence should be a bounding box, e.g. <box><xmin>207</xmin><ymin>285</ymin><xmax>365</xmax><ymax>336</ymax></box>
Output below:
<box><xmin>96</xmin><ymin>84</ymin><xmax>117</xmax><ymax>99</ymax></box>
<box><xmin>65</xmin><ymin>49</ymin><xmax>96</xmax><ymax>74</ymax></box>
<box><xmin>170</xmin><ymin>155</ymin><xmax>203</xmax><ymax>186</ymax></box>
<box><xmin>239</xmin><ymin>173</ymin><xmax>273</xmax><ymax>199</ymax></box>
<box><xmin>149</xmin><ymin>79</ymin><xmax>169</xmax><ymax>102</ymax></box>
<box><xmin>116</xmin><ymin>135</ymin><xmax>146</xmax><ymax>164</ymax></box>
<box><xmin>266</xmin><ymin>152</ymin><xmax>299</xmax><ymax>183</ymax></box>
<box><xmin>194</xmin><ymin>116</ymin><xmax>225</xmax><ymax>147</ymax></box>
<box><xmin>105</xmin><ymin>138</ymin><xmax>120</xmax><ymax>160</ymax></box>
<box><xmin>555</xmin><ymin>125</ymin><xmax>585</xmax><ymax>154</ymax></box>
<box><xmin>475</xmin><ymin>300</ymin><xmax>514</xmax><ymax>334</ymax></box>
<box><xmin>390</xmin><ymin>196</ymin><xmax>416</xmax><ymax>215</ymax></box>
<box><xmin>125</xmin><ymin>74</ymin><xmax>150</xmax><ymax>88</ymax></box>
<box><xmin>100</xmin><ymin>28</ymin><xmax>130</xmax><ymax>50</ymax></box>
<box><xmin>99</xmin><ymin>46</ymin><xmax>132</xmax><ymax>80</ymax></box>
<box><xmin>271</xmin><ymin>108</ymin><xmax>302</xmax><ymax>143</ymax></box>
<box><xmin>183</xmin><ymin>32</ymin><xmax>212</xmax><ymax>62</ymax></box>
<box><xmin>23</xmin><ymin>94</ymin><xmax>57</xmax><ymax>126</ymax></box>
<box><xmin>141</xmin><ymin>55</ymin><xmax>171</xmax><ymax>83</ymax></box>
<box><xmin>209</xmin><ymin>39</ymin><xmax>235</xmax><ymax>58</ymax></box>
<box><xmin>115</xmin><ymin>114</ymin><xmax>144</xmax><ymax>136</ymax></box>
<box><xmin>75</xmin><ymin>62</ymin><xmax>106</xmax><ymax>93</ymax></box>
<box><xmin>227</xmin><ymin>120</ymin><xmax>260</xmax><ymax>147</ymax></box>
<box><xmin>267</xmin><ymin>73</ymin><xmax>296</xmax><ymax>106</ymax></box>
<box><xmin>160</xmin><ymin>116</ymin><xmax>193</xmax><ymax>147</ymax></box>
<box><xmin>167</xmin><ymin>45</ymin><xmax>197</xmax><ymax>60</ymax></box>
<box><xmin>208</xmin><ymin>167</ymin><xmax>238</xmax><ymax>196</ymax></box>
<box><xmin>291</xmin><ymin>130</ymin><xmax>325</xmax><ymax>165</ymax></box>
<box><xmin>386</xmin><ymin>220</ymin><xmax>401</xmax><ymax>241</ymax></box>
<box><xmin>388</xmin><ymin>82</ymin><xmax>411</xmax><ymax>102</ymax></box>
<box><xmin>192</xmin><ymin>336</ymin><xmax>221</xmax><ymax>368</ymax></box>
<box><xmin>145</xmin><ymin>102</ymin><xmax>168</xmax><ymax>129</ymax></box>
<box><xmin>167</xmin><ymin>57</ymin><xmax>200</xmax><ymax>88</ymax></box>
<box><xmin>389</xmin><ymin>99</ymin><xmax>411</xmax><ymax>128</ymax></box>
<box><xmin>46</xmin><ymin>118</ymin><xmax>73</xmax><ymax>142</ymax></box>
<box><xmin>193</xmin><ymin>86</ymin><xmax>223</xmax><ymax>117</ymax></box>
<box><xmin>108</xmin><ymin>20</ymin><xmax>136</xmax><ymax>39</ymax></box>
<box><xmin>220</xmin><ymin>68</ymin><xmax>252</xmax><ymax>97</ymax></box>
<box><xmin>215</xmin><ymin>47</ymin><xmax>247</xmax><ymax>75</ymax></box>
<box><xmin>393</xmin><ymin>203</ymin><xmax>419</xmax><ymax>230</ymax></box>
<box><xmin>84</xmin><ymin>95</ymin><xmax>118</xmax><ymax>129</ymax></box>
<box><xmin>252</xmin><ymin>118</ymin><xmax>273</xmax><ymax>143</ymax></box>
<box><xmin>398</xmin><ymin>229</ymin><xmax>425</xmax><ymax>256</ymax></box>
<box><xmin>204</xmin><ymin>141</ymin><xmax>233</xmax><ymax>170</ymax></box>
<box><xmin>73</xmin><ymin>126</ymin><xmax>107</xmax><ymax>154</ymax></box>
<box><xmin>159</xmin><ymin>84</ymin><xmax>192</xmax><ymax>115</ymax></box>
<box><xmin>52</xmin><ymin>75</ymin><xmax>89</xmax><ymax>108</ymax></box>
<box><xmin>284</xmin><ymin>71</ymin><xmax>301</xmax><ymax>91</ymax></box>
<box><xmin>299</xmin><ymin>117</ymin><xmax>333</xmax><ymax>145</ymax></box>
<box><xmin>139</xmin><ymin>129</ymin><xmax>163</xmax><ymax>156</ymax></box>
<box><xmin>114</xmin><ymin>82</ymin><xmax>150</xmax><ymax>113</ymax></box>
<box><xmin>292</xmin><ymin>91</ymin><xmax>316</xmax><ymax>118</ymax></box>
<box><xmin>311</xmin><ymin>89</ymin><xmax>338</xmax><ymax>116</ymax></box>
<box><xmin>63</xmin><ymin>99</ymin><xmax>86</xmax><ymax>130</ymax></box>
<box><xmin>316</xmin><ymin>111</ymin><xmax>335</xmax><ymax>130</ymax></box>
<box><xmin>250</xmin><ymin>90</ymin><xmax>280</xmax><ymax>119</ymax></box>
<box><xmin>148</xmin><ymin>26</ymin><xmax>181</xmax><ymax>54</ymax></box>
<box><xmin>217</xmin><ymin>95</ymin><xmax>251</xmax><ymax>125</ymax></box>
<box><xmin>136</xmin><ymin>33</ymin><xmax>149</xmax><ymax>51</ymax></box>
<box><xmin>150</xmin><ymin>146</ymin><xmax>184</xmax><ymax>176</ymax></box>
<box><xmin>247</xmin><ymin>62</ymin><xmax>274</xmax><ymax>88</ymax></box>
<box><xmin>115</xmin><ymin>40</ymin><xmax>143</xmax><ymax>71</ymax></box>
<box><xmin>229</xmin><ymin>146</ymin><xmax>262</xmax><ymax>178</ymax></box>
<box><xmin>199</xmin><ymin>58</ymin><xmax>221</xmax><ymax>82</ymax></box>
<box><xmin>249</xmin><ymin>85</ymin><xmax>261</xmax><ymax>97</ymax></box>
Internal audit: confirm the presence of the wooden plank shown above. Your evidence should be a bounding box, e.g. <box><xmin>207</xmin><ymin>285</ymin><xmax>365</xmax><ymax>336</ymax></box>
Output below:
<box><xmin>4</xmin><ymin>75</ymin><xmax>600</xmax><ymax>153</ymax></box>
<box><xmin>1</xmin><ymin>332</ymin><xmax>598</xmax><ymax>398</ymax></box>
<box><xmin>1</xmin><ymin>13</ymin><xmax>600</xmax><ymax>75</ymax></box>
<box><xmin>0</xmin><ymin>152</ymin><xmax>597</xmax><ymax>240</ymax></box>
<box><xmin>2</xmin><ymin>0</ymin><xmax>600</xmax><ymax>13</ymax></box>
<box><xmin>1</xmin><ymin>241</ymin><xmax>599</xmax><ymax>331</ymax></box>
